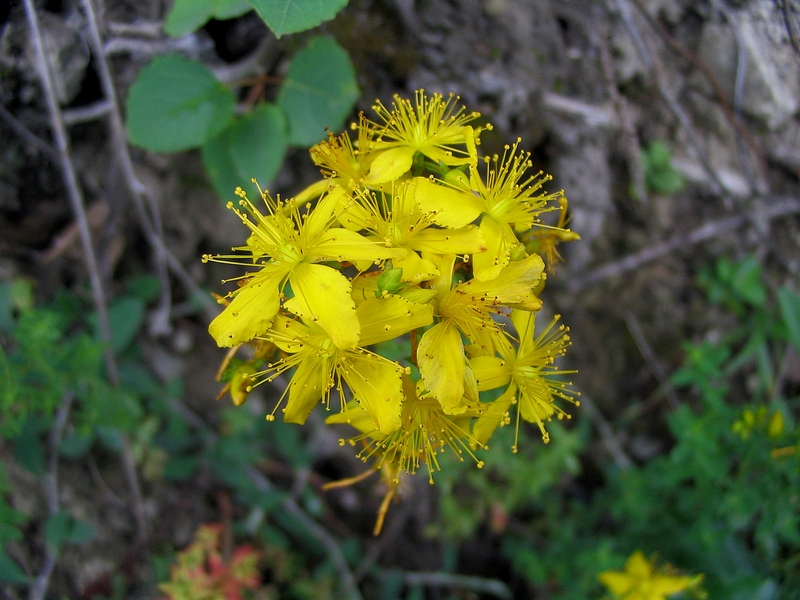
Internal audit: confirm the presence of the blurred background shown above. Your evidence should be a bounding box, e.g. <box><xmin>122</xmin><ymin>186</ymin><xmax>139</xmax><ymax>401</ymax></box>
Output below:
<box><xmin>1</xmin><ymin>0</ymin><xmax>799</xmax><ymax>598</ymax></box>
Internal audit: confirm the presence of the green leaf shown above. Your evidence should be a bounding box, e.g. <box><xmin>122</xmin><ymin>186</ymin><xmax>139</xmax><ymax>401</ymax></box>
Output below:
<box><xmin>165</xmin><ymin>0</ymin><xmax>252</xmax><ymax>37</ymax></box>
<box><xmin>245</xmin><ymin>0</ymin><xmax>348</xmax><ymax>37</ymax></box>
<box><xmin>0</xmin><ymin>550</ymin><xmax>29</xmax><ymax>584</ymax></box>
<box><xmin>44</xmin><ymin>510</ymin><xmax>95</xmax><ymax>548</ymax></box>
<box><xmin>90</xmin><ymin>297</ymin><xmax>145</xmax><ymax>353</ymax></box>
<box><xmin>201</xmin><ymin>103</ymin><xmax>288</xmax><ymax>200</ymax></box>
<box><xmin>778</xmin><ymin>286</ymin><xmax>800</xmax><ymax>352</ymax></box>
<box><xmin>59</xmin><ymin>431</ymin><xmax>94</xmax><ymax>459</ymax></box>
<box><xmin>277</xmin><ymin>36</ymin><xmax>359</xmax><ymax>147</ymax></box>
<box><xmin>127</xmin><ymin>54</ymin><xmax>236</xmax><ymax>152</ymax></box>
<box><xmin>13</xmin><ymin>418</ymin><xmax>46</xmax><ymax>475</ymax></box>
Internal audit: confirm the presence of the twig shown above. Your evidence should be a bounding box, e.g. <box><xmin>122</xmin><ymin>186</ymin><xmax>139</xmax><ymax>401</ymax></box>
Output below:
<box><xmin>569</xmin><ymin>196</ymin><xmax>800</xmax><ymax>292</ymax></box>
<box><xmin>389</xmin><ymin>571</ymin><xmax>513</xmax><ymax>600</ymax></box>
<box><xmin>624</xmin><ymin>313</ymin><xmax>680</xmax><ymax>409</ymax></box>
<box><xmin>25</xmin><ymin>0</ymin><xmax>149</xmax><ymax>544</ymax></box>
<box><xmin>80</xmin><ymin>0</ymin><xmax>173</xmax><ymax>338</ymax></box>
<box><xmin>612</xmin><ymin>0</ymin><xmax>727</xmax><ymax>196</ymax></box>
<box><xmin>580</xmin><ymin>395</ymin><xmax>634</xmax><ymax>470</ymax></box>
<box><xmin>28</xmin><ymin>392</ymin><xmax>74</xmax><ymax>600</ymax></box>
<box><xmin>0</xmin><ymin>103</ymin><xmax>59</xmax><ymax>162</ymax></box>
<box><xmin>61</xmin><ymin>99</ymin><xmax>112</xmax><ymax>125</ymax></box>
<box><xmin>629</xmin><ymin>0</ymin><xmax>767</xmax><ymax>191</ymax></box>
<box><xmin>23</xmin><ymin>0</ymin><xmax>116</xmax><ymax>382</ymax></box>
<box><xmin>594</xmin><ymin>20</ymin><xmax>647</xmax><ymax>202</ymax></box>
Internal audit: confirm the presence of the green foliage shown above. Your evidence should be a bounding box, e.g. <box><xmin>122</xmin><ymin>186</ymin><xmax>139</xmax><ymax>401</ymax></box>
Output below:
<box><xmin>276</xmin><ymin>35</ymin><xmax>360</xmax><ymax>146</ymax></box>
<box><xmin>164</xmin><ymin>0</ymin><xmax>252</xmax><ymax>37</ymax></box>
<box><xmin>201</xmin><ymin>103</ymin><xmax>288</xmax><ymax>200</ymax></box>
<box><xmin>129</xmin><ymin>3</ymin><xmax>358</xmax><ymax>200</ymax></box>
<box><xmin>245</xmin><ymin>0</ymin><xmax>349</xmax><ymax>37</ymax></box>
<box><xmin>440</xmin><ymin>256</ymin><xmax>799</xmax><ymax>599</ymax></box>
<box><xmin>126</xmin><ymin>54</ymin><xmax>236</xmax><ymax>153</ymax></box>
<box><xmin>641</xmin><ymin>140</ymin><xmax>684</xmax><ymax>195</ymax></box>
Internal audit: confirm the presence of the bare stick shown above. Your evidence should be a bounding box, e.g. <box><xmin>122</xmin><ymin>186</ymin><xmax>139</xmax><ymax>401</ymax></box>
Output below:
<box><xmin>23</xmin><ymin>0</ymin><xmax>116</xmax><ymax>382</ymax></box>
<box><xmin>24</xmin><ymin>0</ymin><xmax>149</xmax><ymax>543</ymax></box>
<box><xmin>0</xmin><ymin>103</ymin><xmax>59</xmax><ymax>162</ymax></box>
<box><xmin>28</xmin><ymin>392</ymin><xmax>74</xmax><ymax>600</ymax></box>
<box><xmin>80</xmin><ymin>0</ymin><xmax>173</xmax><ymax>337</ymax></box>
<box><xmin>396</xmin><ymin>571</ymin><xmax>513</xmax><ymax>600</ymax></box>
<box><xmin>613</xmin><ymin>0</ymin><xmax>727</xmax><ymax>195</ymax></box>
<box><xmin>625</xmin><ymin>313</ymin><xmax>680</xmax><ymax>409</ymax></box>
<box><xmin>569</xmin><ymin>196</ymin><xmax>800</xmax><ymax>292</ymax></box>
<box><xmin>580</xmin><ymin>395</ymin><xmax>634</xmax><ymax>471</ymax></box>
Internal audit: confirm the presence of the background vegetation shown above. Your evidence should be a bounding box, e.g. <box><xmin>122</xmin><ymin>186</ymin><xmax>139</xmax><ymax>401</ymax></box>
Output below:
<box><xmin>1</xmin><ymin>0</ymin><xmax>799</xmax><ymax>598</ymax></box>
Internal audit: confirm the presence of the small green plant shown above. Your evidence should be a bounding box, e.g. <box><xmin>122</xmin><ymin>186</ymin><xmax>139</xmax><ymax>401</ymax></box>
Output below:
<box><xmin>640</xmin><ymin>140</ymin><xmax>684</xmax><ymax>196</ymax></box>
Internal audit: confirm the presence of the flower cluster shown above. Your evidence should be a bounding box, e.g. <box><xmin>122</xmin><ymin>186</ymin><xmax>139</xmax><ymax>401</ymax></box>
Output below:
<box><xmin>205</xmin><ymin>90</ymin><xmax>580</xmax><ymax>522</ymax></box>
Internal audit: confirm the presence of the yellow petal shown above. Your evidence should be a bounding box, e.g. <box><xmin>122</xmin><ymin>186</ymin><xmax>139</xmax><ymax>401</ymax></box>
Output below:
<box><xmin>284</xmin><ymin>262</ymin><xmax>360</xmax><ymax>349</ymax></box>
<box><xmin>409</xmin><ymin>224</ymin><xmax>485</xmax><ymax>255</ymax></box>
<box><xmin>597</xmin><ymin>571</ymin><xmax>636</xmax><ymax>596</ymax></box>
<box><xmin>472</xmin><ymin>215</ymin><xmax>516</xmax><ymax>281</ymax></box>
<box><xmin>366</xmin><ymin>146</ymin><xmax>416</xmax><ymax>184</ymax></box>
<box><xmin>307</xmin><ymin>228</ymin><xmax>404</xmax><ymax>263</ymax></box>
<box><xmin>417</xmin><ymin>321</ymin><xmax>466</xmax><ymax>414</ymax></box>
<box><xmin>472</xmin><ymin>389</ymin><xmax>514</xmax><ymax>446</ymax></box>
<box><xmin>357</xmin><ymin>295</ymin><xmax>434</xmax><ymax>346</ymax></box>
<box><xmin>302</xmin><ymin>187</ymin><xmax>342</xmax><ymax>241</ymax></box>
<box><xmin>342</xmin><ymin>352</ymin><xmax>403</xmax><ymax>434</ymax></box>
<box><xmin>293</xmin><ymin>178</ymin><xmax>334</xmax><ymax>205</ymax></box>
<box><xmin>466</xmin><ymin>254</ymin><xmax>545</xmax><ymax>306</ymax></box>
<box><xmin>267</xmin><ymin>314</ymin><xmax>310</xmax><ymax>353</ymax></box>
<box><xmin>284</xmin><ymin>353</ymin><xmax>330</xmax><ymax>425</ymax></box>
<box><xmin>393</xmin><ymin>250</ymin><xmax>440</xmax><ymax>284</ymax></box>
<box><xmin>470</xmin><ymin>355</ymin><xmax>512</xmax><ymax>391</ymax></box>
<box><xmin>413</xmin><ymin>177</ymin><xmax>483</xmax><ymax>228</ymax></box>
<box><xmin>208</xmin><ymin>267</ymin><xmax>284</xmax><ymax>347</ymax></box>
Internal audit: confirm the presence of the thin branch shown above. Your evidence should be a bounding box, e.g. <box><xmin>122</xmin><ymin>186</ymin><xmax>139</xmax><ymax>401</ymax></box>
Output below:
<box><xmin>569</xmin><ymin>196</ymin><xmax>800</xmax><ymax>292</ymax></box>
<box><xmin>0</xmin><ymin>103</ymin><xmax>59</xmax><ymax>162</ymax></box>
<box><xmin>390</xmin><ymin>571</ymin><xmax>513</xmax><ymax>600</ymax></box>
<box><xmin>23</xmin><ymin>0</ymin><xmax>116</xmax><ymax>382</ymax></box>
<box><xmin>24</xmin><ymin>0</ymin><xmax>149</xmax><ymax>544</ymax></box>
<box><xmin>612</xmin><ymin>0</ymin><xmax>727</xmax><ymax>196</ymax></box>
<box><xmin>80</xmin><ymin>0</ymin><xmax>173</xmax><ymax>337</ymax></box>
<box><xmin>580</xmin><ymin>395</ymin><xmax>634</xmax><ymax>471</ymax></box>
<box><xmin>28</xmin><ymin>392</ymin><xmax>74</xmax><ymax>600</ymax></box>
<box><xmin>61</xmin><ymin>99</ymin><xmax>112</xmax><ymax>125</ymax></box>
<box><xmin>595</xmin><ymin>21</ymin><xmax>647</xmax><ymax>202</ymax></box>
<box><xmin>624</xmin><ymin>313</ymin><xmax>680</xmax><ymax>410</ymax></box>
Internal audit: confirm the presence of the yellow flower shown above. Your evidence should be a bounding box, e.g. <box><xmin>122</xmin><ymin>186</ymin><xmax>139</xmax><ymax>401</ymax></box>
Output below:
<box><xmin>598</xmin><ymin>551</ymin><xmax>704</xmax><ymax>600</ymax></box>
<box><xmin>205</xmin><ymin>187</ymin><xmax>402</xmax><ymax>349</ymax></box>
<box><xmin>295</xmin><ymin>113</ymin><xmax>380</xmax><ymax>204</ymax></box>
<box><xmin>414</xmin><ymin>138</ymin><xmax>575</xmax><ymax>281</ymax></box>
<box><xmin>471</xmin><ymin>309</ymin><xmax>578</xmax><ymax>449</ymax></box>
<box><xmin>417</xmin><ymin>253</ymin><xmax>546</xmax><ymax>414</ymax></box>
<box><xmin>340</xmin><ymin>180</ymin><xmax>486</xmax><ymax>283</ymax></box>
<box><xmin>251</xmin><ymin>294</ymin><xmax>432</xmax><ymax>432</ymax></box>
<box><xmin>327</xmin><ymin>374</ymin><xmax>484</xmax><ymax>483</ymax></box>
<box><xmin>365</xmin><ymin>90</ymin><xmax>485</xmax><ymax>184</ymax></box>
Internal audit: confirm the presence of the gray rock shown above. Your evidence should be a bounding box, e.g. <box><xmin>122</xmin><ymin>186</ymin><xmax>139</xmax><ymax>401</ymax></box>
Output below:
<box><xmin>696</xmin><ymin>3</ymin><xmax>799</xmax><ymax>130</ymax></box>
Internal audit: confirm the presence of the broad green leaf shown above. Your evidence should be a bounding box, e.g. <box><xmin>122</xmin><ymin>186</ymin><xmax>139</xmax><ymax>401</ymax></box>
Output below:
<box><xmin>90</xmin><ymin>297</ymin><xmax>145</xmax><ymax>353</ymax></box>
<box><xmin>245</xmin><ymin>0</ymin><xmax>348</xmax><ymax>37</ymax></box>
<box><xmin>127</xmin><ymin>54</ymin><xmax>236</xmax><ymax>152</ymax></box>
<box><xmin>277</xmin><ymin>36</ymin><xmax>359</xmax><ymax>147</ymax></box>
<box><xmin>45</xmin><ymin>510</ymin><xmax>95</xmax><ymax>548</ymax></box>
<box><xmin>0</xmin><ymin>551</ymin><xmax>28</xmax><ymax>584</ymax></box>
<box><xmin>165</xmin><ymin>0</ymin><xmax>252</xmax><ymax>37</ymax></box>
<box><xmin>201</xmin><ymin>103</ymin><xmax>288</xmax><ymax>200</ymax></box>
<box><xmin>778</xmin><ymin>286</ymin><xmax>800</xmax><ymax>352</ymax></box>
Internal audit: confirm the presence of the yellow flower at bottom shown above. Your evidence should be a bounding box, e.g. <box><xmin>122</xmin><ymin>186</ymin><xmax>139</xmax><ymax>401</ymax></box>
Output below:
<box><xmin>598</xmin><ymin>551</ymin><xmax>704</xmax><ymax>600</ymax></box>
<box><xmin>327</xmin><ymin>375</ymin><xmax>484</xmax><ymax>483</ymax></box>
